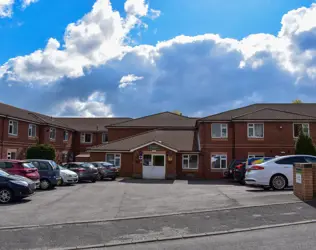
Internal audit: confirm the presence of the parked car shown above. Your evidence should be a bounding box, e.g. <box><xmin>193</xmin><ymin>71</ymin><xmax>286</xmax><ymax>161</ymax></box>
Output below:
<box><xmin>56</xmin><ymin>165</ymin><xmax>78</xmax><ymax>185</ymax></box>
<box><xmin>63</xmin><ymin>162</ymin><xmax>98</xmax><ymax>183</ymax></box>
<box><xmin>27</xmin><ymin>159</ymin><xmax>61</xmax><ymax>190</ymax></box>
<box><xmin>0</xmin><ymin>160</ymin><xmax>40</xmax><ymax>188</ymax></box>
<box><xmin>246</xmin><ymin>157</ymin><xmax>274</xmax><ymax>170</ymax></box>
<box><xmin>91</xmin><ymin>162</ymin><xmax>118</xmax><ymax>181</ymax></box>
<box><xmin>227</xmin><ymin>159</ymin><xmax>246</xmax><ymax>178</ymax></box>
<box><xmin>0</xmin><ymin>169</ymin><xmax>36</xmax><ymax>204</ymax></box>
<box><xmin>245</xmin><ymin>155</ymin><xmax>316</xmax><ymax>190</ymax></box>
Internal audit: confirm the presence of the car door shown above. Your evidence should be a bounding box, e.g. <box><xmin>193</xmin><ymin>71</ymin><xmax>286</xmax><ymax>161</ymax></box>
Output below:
<box><xmin>274</xmin><ymin>156</ymin><xmax>307</xmax><ymax>186</ymax></box>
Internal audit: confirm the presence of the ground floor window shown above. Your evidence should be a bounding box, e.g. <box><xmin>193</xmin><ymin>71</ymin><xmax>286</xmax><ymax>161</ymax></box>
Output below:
<box><xmin>106</xmin><ymin>153</ymin><xmax>121</xmax><ymax>167</ymax></box>
<box><xmin>211</xmin><ymin>154</ymin><xmax>227</xmax><ymax>169</ymax></box>
<box><xmin>248</xmin><ymin>153</ymin><xmax>264</xmax><ymax>158</ymax></box>
<box><xmin>182</xmin><ymin>154</ymin><xmax>198</xmax><ymax>169</ymax></box>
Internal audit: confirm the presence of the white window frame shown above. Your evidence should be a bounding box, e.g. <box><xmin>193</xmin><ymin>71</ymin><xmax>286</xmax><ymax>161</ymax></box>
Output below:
<box><xmin>28</xmin><ymin>124</ymin><xmax>36</xmax><ymax>138</ymax></box>
<box><xmin>247</xmin><ymin>123</ymin><xmax>264</xmax><ymax>138</ymax></box>
<box><xmin>182</xmin><ymin>154</ymin><xmax>199</xmax><ymax>170</ymax></box>
<box><xmin>49</xmin><ymin>128</ymin><xmax>56</xmax><ymax>141</ymax></box>
<box><xmin>211</xmin><ymin>123</ymin><xmax>228</xmax><ymax>138</ymax></box>
<box><xmin>63</xmin><ymin>131</ymin><xmax>69</xmax><ymax>141</ymax></box>
<box><xmin>80</xmin><ymin>133</ymin><xmax>93</xmax><ymax>143</ymax></box>
<box><xmin>211</xmin><ymin>154</ymin><xmax>227</xmax><ymax>169</ymax></box>
<box><xmin>8</xmin><ymin>120</ymin><xmax>18</xmax><ymax>136</ymax></box>
<box><xmin>106</xmin><ymin>153</ymin><xmax>121</xmax><ymax>168</ymax></box>
<box><xmin>102</xmin><ymin>133</ymin><xmax>108</xmax><ymax>144</ymax></box>
<box><xmin>248</xmin><ymin>153</ymin><xmax>265</xmax><ymax>159</ymax></box>
<box><xmin>293</xmin><ymin>123</ymin><xmax>310</xmax><ymax>138</ymax></box>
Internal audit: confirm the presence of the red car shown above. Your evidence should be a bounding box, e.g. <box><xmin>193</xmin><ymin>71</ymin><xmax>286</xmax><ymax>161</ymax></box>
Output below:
<box><xmin>0</xmin><ymin>160</ymin><xmax>40</xmax><ymax>188</ymax></box>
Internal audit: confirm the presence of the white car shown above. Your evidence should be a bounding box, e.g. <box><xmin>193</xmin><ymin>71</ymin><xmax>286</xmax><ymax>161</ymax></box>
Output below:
<box><xmin>245</xmin><ymin>155</ymin><xmax>316</xmax><ymax>190</ymax></box>
<box><xmin>58</xmin><ymin>165</ymin><xmax>78</xmax><ymax>185</ymax></box>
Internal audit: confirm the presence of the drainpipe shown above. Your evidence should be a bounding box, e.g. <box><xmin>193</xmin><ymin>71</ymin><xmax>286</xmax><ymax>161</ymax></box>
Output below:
<box><xmin>0</xmin><ymin>116</ymin><xmax>6</xmax><ymax>158</ymax></box>
<box><xmin>232</xmin><ymin>119</ymin><xmax>236</xmax><ymax>159</ymax></box>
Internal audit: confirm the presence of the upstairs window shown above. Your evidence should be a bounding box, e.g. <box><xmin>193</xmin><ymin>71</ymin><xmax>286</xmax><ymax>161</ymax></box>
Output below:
<box><xmin>8</xmin><ymin>120</ymin><xmax>18</xmax><ymax>136</ymax></box>
<box><xmin>49</xmin><ymin>128</ymin><xmax>56</xmax><ymax>140</ymax></box>
<box><xmin>293</xmin><ymin>123</ymin><xmax>309</xmax><ymax>138</ymax></box>
<box><xmin>63</xmin><ymin>131</ymin><xmax>69</xmax><ymax>141</ymax></box>
<box><xmin>81</xmin><ymin>133</ymin><xmax>92</xmax><ymax>143</ymax></box>
<box><xmin>28</xmin><ymin>124</ymin><xmax>36</xmax><ymax>138</ymax></box>
<box><xmin>248</xmin><ymin>123</ymin><xmax>264</xmax><ymax>138</ymax></box>
<box><xmin>211</xmin><ymin>124</ymin><xmax>228</xmax><ymax>138</ymax></box>
<box><xmin>102</xmin><ymin>133</ymin><xmax>108</xmax><ymax>143</ymax></box>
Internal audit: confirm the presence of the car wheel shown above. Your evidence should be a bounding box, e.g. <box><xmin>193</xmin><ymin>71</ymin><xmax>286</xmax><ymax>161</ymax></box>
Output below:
<box><xmin>239</xmin><ymin>179</ymin><xmax>245</xmax><ymax>185</ymax></box>
<box><xmin>91</xmin><ymin>178</ymin><xmax>96</xmax><ymax>183</ymax></box>
<box><xmin>40</xmin><ymin>179</ymin><xmax>51</xmax><ymax>190</ymax></box>
<box><xmin>111</xmin><ymin>177</ymin><xmax>116</xmax><ymax>181</ymax></box>
<box><xmin>59</xmin><ymin>178</ymin><xmax>64</xmax><ymax>186</ymax></box>
<box><xmin>0</xmin><ymin>188</ymin><xmax>13</xmax><ymax>204</ymax></box>
<box><xmin>96</xmin><ymin>173</ymin><xmax>102</xmax><ymax>181</ymax></box>
<box><xmin>270</xmin><ymin>175</ymin><xmax>287</xmax><ymax>190</ymax></box>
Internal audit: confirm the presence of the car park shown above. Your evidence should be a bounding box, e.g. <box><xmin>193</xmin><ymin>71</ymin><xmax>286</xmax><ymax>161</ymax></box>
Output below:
<box><xmin>63</xmin><ymin>162</ymin><xmax>98</xmax><ymax>183</ymax></box>
<box><xmin>91</xmin><ymin>162</ymin><xmax>118</xmax><ymax>181</ymax></box>
<box><xmin>0</xmin><ymin>160</ymin><xmax>40</xmax><ymax>188</ymax></box>
<box><xmin>245</xmin><ymin>155</ymin><xmax>316</xmax><ymax>190</ymax></box>
<box><xmin>57</xmin><ymin>165</ymin><xmax>78</xmax><ymax>185</ymax></box>
<box><xmin>0</xmin><ymin>169</ymin><xmax>36</xmax><ymax>204</ymax></box>
<box><xmin>27</xmin><ymin>159</ymin><xmax>61</xmax><ymax>190</ymax></box>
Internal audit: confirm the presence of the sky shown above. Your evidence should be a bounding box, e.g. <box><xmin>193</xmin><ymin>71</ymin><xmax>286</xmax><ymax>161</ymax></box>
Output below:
<box><xmin>0</xmin><ymin>0</ymin><xmax>316</xmax><ymax>118</ymax></box>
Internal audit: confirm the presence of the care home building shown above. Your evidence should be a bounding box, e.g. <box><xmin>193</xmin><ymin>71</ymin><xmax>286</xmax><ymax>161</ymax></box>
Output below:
<box><xmin>88</xmin><ymin>104</ymin><xmax>316</xmax><ymax>180</ymax></box>
<box><xmin>1</xmin><ymin>101</ymin><xmax>316</xmax><ymax>180</ymax></box>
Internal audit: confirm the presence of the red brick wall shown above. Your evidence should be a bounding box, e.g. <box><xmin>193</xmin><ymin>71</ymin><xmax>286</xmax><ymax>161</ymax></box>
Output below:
<box><xmin>72</xmin><ymin>132</ymin><xmax>106</xmax><ymax>156</ymax></box>
<box><xmin>176</xmin><ymin>153</ymin><xmax>204</xmax><ymax>179</ymax></box>
<box><xmin>107</xmin><ymin>128</ymin><xmax>152</xmax><ymax>141</ymax></box>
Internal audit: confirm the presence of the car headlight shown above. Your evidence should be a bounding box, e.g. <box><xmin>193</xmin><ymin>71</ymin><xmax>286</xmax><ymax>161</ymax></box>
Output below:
<box><xmin>67</xmin><ymin>174</ymin><xmax>72</xmax><ymax>177</ymax></box>
<box><xmin>10</xmin><ymin>180</ymin><xmax>29</xmax><ymax>187</ymax></box>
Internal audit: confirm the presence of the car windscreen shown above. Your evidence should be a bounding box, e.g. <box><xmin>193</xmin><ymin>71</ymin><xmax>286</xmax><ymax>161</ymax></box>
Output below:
<box><xmin>0</xmin><ymin>169</ymin><xmax>10</xmax><ymax>177</ymax></box>
<box><xmin>101</xmin><ymin>162</ymin><xmax>114</xmax><ymax>167</ymax></box>
<box><xmin>81</xmin><ymin>163</ymin><xmax>93</xmax><ymax>168</ymax></box>
<box><xmin>50</xmin><ymin>161</ymin><xmax>58</xmax><ymax>170</ymax></box>
<box><xmin>22</xmin><ymin>162</ymin><xmax>36</xmax><ymax>168</ymax></box>
<box><xmin>58</xmin><ymin>165</ymin><xmax>66</xmax><ymax>170</ymax></box>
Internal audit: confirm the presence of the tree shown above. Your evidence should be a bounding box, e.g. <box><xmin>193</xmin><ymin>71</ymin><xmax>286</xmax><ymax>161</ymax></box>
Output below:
<box><xmin>172</xmin><ymin>110</ymin><xmax>182</xmax><ymax>116</ymax></box>
<box><xmin>295</xmin><ymin>132</ymin><xmax>316</xmax><ymax>155</ymax></box>
<box><xmin>26</xmin><ymin>144</ymin><xmax>56</xmax><ymax>160</ymax></box>
<box><xmin>292</xmin><ymin>99</ymin><xmax>303</xmax><ymax>104</ymax></box>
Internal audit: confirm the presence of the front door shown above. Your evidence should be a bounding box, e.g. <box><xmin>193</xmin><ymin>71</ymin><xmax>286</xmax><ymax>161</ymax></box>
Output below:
<box><xmin>142</xmin><ymin>154</ymin><xmax>166</xmax><ymax>179</ymax></box>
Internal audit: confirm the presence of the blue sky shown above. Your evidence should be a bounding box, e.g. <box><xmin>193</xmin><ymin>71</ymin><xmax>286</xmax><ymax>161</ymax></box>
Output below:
<box><xmin>0</xmin><ymin>0</ymin><xmax>316</xmax><ymax>117</ymax></box>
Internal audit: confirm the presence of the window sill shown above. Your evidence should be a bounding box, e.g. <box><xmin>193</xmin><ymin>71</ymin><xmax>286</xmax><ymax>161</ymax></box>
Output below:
<box><xmin>182</xmin><ymin>168</ymin><xmax>199</xmax><ymax>172</ymax></box>
<box><xmin>28</xmin><ymin>136</ymin><xmax>37</xmax><ymax>140</ymax></box>
<box><xmin>247</xmin><ymin>138</ymin><xmax>264</xmax><ymax>141</ymax></box>
<box><xmin>211</xmin><ymin>138</ymin><xmax>228</xmax><ymax>141</ymax></box>
<box><xmin>211</xmin><ymin>168</ymin><xmax>227</xmax><ymax>172</ymax></box>
<box><xmin>8</xmin><ymin>134</ymin><xmax>18</xmax><ymax>137</ymax></box>
<box><xmin>81</xmin><ymin>142</ymin><xmax>92</xmax><ymax>144</ymax></box>
<box><xmin>50</xmin><ymin>139</ymin><xmax>56</xmax><ymax>142</ymax></box>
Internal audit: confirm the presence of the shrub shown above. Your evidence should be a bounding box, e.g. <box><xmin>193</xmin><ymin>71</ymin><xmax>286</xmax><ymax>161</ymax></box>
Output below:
<box><xmin>295</xmin><ymin>132</ymin><xmax>316</xmax><ymax>155</ymax></box>
<box><xmin>26</xmin><ymin>144</ymin><xmax>56</xmax><ymax>160</ymax></box>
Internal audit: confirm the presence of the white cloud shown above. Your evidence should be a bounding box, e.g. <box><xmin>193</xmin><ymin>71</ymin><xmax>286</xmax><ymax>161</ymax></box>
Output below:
<box><xmin>119</xmin><ymin>74</ymin><xmax>143</xmax><ymax>88</ymax></box>
<box><xmin>0</xmin><ymin>0</ymin><xmax>14</xmax><ymax>18</ymax></box>
<box><xmin>55</xmin><ymin>91</ymin><xmax>113</xmax><ymax>117</ymax></box>
<box><xmin>21</xmin><ymin>0</ymin><xmax>38</xmax><ymax>9</ymax></box>
<box><xmin>149</xmin><ymin>8</ymin><xmax>161</xmax><ymax>20</ymax></box>
<box><xmin>0</xmin><ymin>0</ymin><xmax>152</xmax><ymax>83</ymax></box>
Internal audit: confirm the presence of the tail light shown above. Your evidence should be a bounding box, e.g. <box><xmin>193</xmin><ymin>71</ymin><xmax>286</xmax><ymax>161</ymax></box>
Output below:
<box><xmin>235</xmin><ymin>164</ymin><xmax>242</xmax><ymax>170</ymax></box>
<box><xmin>247</xmin><ymin>165</ymin><xmax>265</xmax><ymax>172</ymax></box>
<box><xmin>77</xmin><ymin>168</ymin><xmax>86</xmax><ymax>172</ymax></box>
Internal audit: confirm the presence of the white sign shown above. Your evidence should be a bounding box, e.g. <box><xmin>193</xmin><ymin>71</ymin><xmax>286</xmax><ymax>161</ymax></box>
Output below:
<box><xmin>296</xmin><ymin>173</ymin><xmax>302</xmax><ymax>184</ymax></box>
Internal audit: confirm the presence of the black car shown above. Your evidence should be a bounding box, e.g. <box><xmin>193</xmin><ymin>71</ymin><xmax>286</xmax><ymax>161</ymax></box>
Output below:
<box><xmin>91</xmin><ymin>162</ymin><xmax>117</xmax><ymax>181</ymax></box>
<box><xmin>63</xmin><ymin>162</ymin><xmax>98</xmax><ymax>183</ymax></box>
<box><xmin>0</xmin><ymin>169</ymin><xmax>36</xmax><ymax>204</ymax></box>
<box><xmin>227</xmin><ymin>159</ymin><xmax>246</xmax><ymax>178</ymax></box>
<box><xmin>233</xmin><ymin>162</ymin><xmax>246</xmax><ymax>184</ymax></box>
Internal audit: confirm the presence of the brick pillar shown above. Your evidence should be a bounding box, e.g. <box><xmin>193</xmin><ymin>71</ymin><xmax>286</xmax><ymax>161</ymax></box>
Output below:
<box><xmin>313</xmin><ymin>165</ymin><xmax>316</xmax><ymax>197</ymax></box>
<box><xmin>293</xmin><ymin>163</ymin><xmax>313</xmax><ymax>201</ymax></box>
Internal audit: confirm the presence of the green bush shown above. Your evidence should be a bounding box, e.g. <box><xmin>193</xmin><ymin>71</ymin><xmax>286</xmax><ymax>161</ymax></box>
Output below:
<box><xmin>26</xmin><ymin>144</ymin><xmax>56</xmax><ymax>160</ymax></box>
<box><xmin>295</xmin><ymin>132</ymin><xmax>316</xmax><ymax>155</ymax></box>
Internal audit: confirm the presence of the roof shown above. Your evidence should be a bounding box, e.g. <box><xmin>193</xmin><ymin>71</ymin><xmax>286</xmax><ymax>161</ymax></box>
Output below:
<box><xmin>200</xmin><ymin>103</ymin><xmax>316</xmax><ymax>121</ymax></box>
<box><xmin>88</xmin><ymin>130</ymin><xmax>198</xmax><ymax>152</ymax></box>
<box><xmin>0</xmin><ymin>102</ymin><xmax>71</xmax><ymax>129</ymax></box>
<box><xmin>54</xmin><ymin>117</ymin><xmax>132</xmax><ymax>132</ymax></box>
<box><xmin>107</xmin><ymin>112</ymin><xmax>197</xmax><ymax>128</ymax></box>
<box><xmin>75</xmin><ymin>153</ymin><xmax>90</xmax><ymax>158</ymax></box>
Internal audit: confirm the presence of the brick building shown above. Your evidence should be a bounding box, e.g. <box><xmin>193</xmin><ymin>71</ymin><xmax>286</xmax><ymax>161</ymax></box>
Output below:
<box><xmin>88</xmin><ymin>104</ymin><xmax>316</xmax><ymax>180</ymax></box>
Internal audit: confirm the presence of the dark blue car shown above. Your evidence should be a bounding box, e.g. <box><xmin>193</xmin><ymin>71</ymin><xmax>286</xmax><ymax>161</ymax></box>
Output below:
<box><xmin>0</xmin><ymin>169</ymin><xmax>36</xmax><ymax>204</ymax></box>
<box><xmin>28</xmin><ymin>159</ymin><xmax>61</xmax><ymax>190</ymax></box>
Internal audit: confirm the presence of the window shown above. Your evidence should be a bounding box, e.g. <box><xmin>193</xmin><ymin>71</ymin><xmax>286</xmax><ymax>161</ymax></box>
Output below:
<box><xmin>211</xmin><ymin>154</ymin><xmax>227</xmax><ymax>169</ymax></box>
<box><xmin>275</xmin><ymin>156</ymin><xmax>306</xmax><ymax>165</ymax></box>
<box><xmin>63</xmin><ymin>131</ymin><xmax>69</xmax><ymax>141</ymax></box>
<box><xmin>80</xmin><ymin>133</ymin><xmax>92</xmax><ymax>143</ymax></box>
<box><xmin>248</xmin><ymin>123</ymin><xmax>264</xmax><ymax>138</ymax></box>
<box><xmin>28</xmin><ymin>124</ymin><xmax>36</xmax><ymax>138</ymax></box>
<box><xmin>0</xmin><ymin>162</ymin><xmax>13</xmax><ymax>169</ymax></box>
<box><xmin>32</xmin><ymin>161</ymin><xmax>50</xmax><ymax>170</ymax></box>
<box><xmin>211</xmin><ymin>124</ymin><xmax>228</xmax><ymax>138</ymax></box>
<box><xmin>304</xmin><ymin>156</ymin><xmax>316</xmax><ymax>163</ymax></box>
<box><xmin>106</xmin><ymin>154</ymin><xmax>121</xmax><ymax>168</ymax></box>
<box><xmin>8</xmin><ymin>120</ymin><xmax>18</xmax><ymax>136</ymax></box>
<box><xmin>102</xmin><ymin>133</ymin><xmax>108</xmax><ymax>143</ymax></box>
<box><xmin>248</xmin><ymin>154</ymin><xmax>264</xmax><ymax>159</ymax></box>
<box><xmin>49</xmin><ymin>128</ymin><xmax>56</xmax><ymax>140</ymax></box>
<box><xmin>182</xmin><ymin>155</ymin><xmax>198</xmax><ymax>169</ymax></box>
<box><xmin>293</xmin><ymin>123</ymin><xmax>309</xmax><ymax>138</ymax></box>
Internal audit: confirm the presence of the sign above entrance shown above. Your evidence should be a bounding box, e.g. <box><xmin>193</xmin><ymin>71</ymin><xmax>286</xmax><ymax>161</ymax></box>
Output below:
<box><xmin>149</xmin><ymin>144</ymin><xmax>160</xmax><ymax>151</ymax></box>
